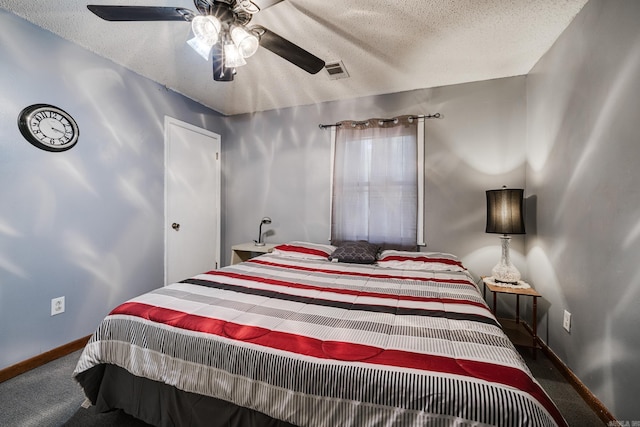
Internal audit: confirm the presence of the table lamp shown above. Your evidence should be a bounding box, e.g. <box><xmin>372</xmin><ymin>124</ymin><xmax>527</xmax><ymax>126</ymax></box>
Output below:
<box><xmin>486</xmin><ymin>187</ymin><xmax>525</xmax><ymax>283</ymax></box>
<box><xmin>254</xmin><ymin>217</ymin><xmax>272</xmax><ymax>246</ymax></box>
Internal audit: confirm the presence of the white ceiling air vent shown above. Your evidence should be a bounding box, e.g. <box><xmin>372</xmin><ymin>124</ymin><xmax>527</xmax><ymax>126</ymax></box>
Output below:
<box><xmin>325</xmin><ymin>60</ymin><xmax>350</xmax><ymax>80</ymax></box>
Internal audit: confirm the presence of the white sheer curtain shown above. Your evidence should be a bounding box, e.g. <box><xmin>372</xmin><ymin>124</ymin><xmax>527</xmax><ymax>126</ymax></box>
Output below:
<box><xmin>330</xmin><ymin>116</ymin><xmax>419</xmax><ymax>250</ymax></box>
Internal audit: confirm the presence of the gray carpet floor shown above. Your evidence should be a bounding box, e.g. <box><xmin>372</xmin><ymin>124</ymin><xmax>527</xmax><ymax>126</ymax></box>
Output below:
<box><xmin>0</xmin><ymin>347</ymin><xmax>605</xmax><ymax>426</ymax></box>
<box><xmin>0</xmin><ymin>351</ymin><xmax>85</xmax><ymax>427</ymax></box>
<box><xmin>518</xmin><ymin>349</ymin><xmax>605</xmax><ymax>426</ymax></box>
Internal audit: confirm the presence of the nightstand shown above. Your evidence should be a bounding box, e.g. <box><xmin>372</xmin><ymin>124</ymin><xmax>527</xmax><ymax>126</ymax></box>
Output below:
<box><xmin>230</xmin><ymin>242</ymin><xmax>278</xmax><ymax>265</ymax></box>
<box><xmin>482</xmin><ymin>276</ymin><xmax>541</xmax><ymax>359</ymax></box>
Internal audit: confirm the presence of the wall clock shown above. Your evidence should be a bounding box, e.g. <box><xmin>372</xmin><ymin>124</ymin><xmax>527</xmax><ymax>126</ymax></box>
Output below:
<box><xmin>18</xmin><ymin>104</ymin><xmax>79</xmax><ymax>152</ymax></box>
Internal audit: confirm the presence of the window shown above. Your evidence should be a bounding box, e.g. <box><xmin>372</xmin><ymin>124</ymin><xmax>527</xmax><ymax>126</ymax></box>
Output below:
<box><xmin>330</xmin><ymin>116</ymin><xmax>425</xmax><ymax>249</ymax></box>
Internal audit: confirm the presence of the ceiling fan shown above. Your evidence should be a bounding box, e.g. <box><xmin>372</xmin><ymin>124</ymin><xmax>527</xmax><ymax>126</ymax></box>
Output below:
<box><xmin>87</xmin><ymin>0</ymin><xmax>325</xmax><ymax>81</ymax></box>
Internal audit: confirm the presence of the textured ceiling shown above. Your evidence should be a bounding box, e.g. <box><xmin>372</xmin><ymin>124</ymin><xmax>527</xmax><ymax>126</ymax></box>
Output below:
<box><xmin>1</xmin><ymin>0</ymin><xmax>588</xmax><ymax>116</ymax></box>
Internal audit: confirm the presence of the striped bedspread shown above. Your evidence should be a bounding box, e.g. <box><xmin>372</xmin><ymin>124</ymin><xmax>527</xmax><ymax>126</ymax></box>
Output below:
<box><xmin>74</xmin><ymin>254</ymin><xmax>566</xmax><ymax>427</ymax></box>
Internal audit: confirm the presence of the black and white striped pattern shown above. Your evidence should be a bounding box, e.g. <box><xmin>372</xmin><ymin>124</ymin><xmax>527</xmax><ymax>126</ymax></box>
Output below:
<box><xmin>74</xmin><ymin>254</ymin><xmax>566</xmax><ymax>427</ymax></box>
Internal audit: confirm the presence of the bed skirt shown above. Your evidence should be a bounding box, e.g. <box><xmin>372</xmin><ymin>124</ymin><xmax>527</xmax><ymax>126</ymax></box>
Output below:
<box><xmin>76</xmin><ymin>363</ymin><xmax>297</xmax><ymax>427</ymax></box>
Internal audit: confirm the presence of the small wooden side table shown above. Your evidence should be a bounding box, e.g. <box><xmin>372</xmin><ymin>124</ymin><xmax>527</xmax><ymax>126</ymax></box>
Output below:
<box><xmin>230</xmin><ymin>242</ymin><xmax>278</xmax><ymax>265</ymax></box>
<box><xmin>482</xmin><ymin>277</ymin><xmax>542</xmax><ymax>359</ymax></box>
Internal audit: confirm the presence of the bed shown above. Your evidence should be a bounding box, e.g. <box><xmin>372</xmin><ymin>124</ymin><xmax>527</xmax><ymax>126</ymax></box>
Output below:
<box><xmin>73</xmin><ymin>241</ymin><xmax>567</xmax><ymax>427</ymax></box>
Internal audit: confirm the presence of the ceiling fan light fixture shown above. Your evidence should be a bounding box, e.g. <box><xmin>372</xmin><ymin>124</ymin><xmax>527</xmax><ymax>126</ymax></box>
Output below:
<box><xmin>191</xmin><ymin>15</ymin><xmax>221</xmax><ymax>46</ymax></box>
<box><xmin>230</xmin><ymin>25</ymin><xmax>259</xmax><ymax>58</ymax></box>
<box><xmin>187</xmin><ymin>36</ymin><xmax>213</xmax><ymax>60</ymax></box>
<box><xmin>224</xmin><ymin>42</ymin><xmax>247</xmax><ymax>68</ymax></box>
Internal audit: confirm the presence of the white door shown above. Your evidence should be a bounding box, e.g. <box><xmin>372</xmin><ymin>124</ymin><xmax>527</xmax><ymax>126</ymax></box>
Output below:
<box><xmin>165</xmin><ymin>116</ymin><xmax>221</xmax><ymax>285</ymax></box>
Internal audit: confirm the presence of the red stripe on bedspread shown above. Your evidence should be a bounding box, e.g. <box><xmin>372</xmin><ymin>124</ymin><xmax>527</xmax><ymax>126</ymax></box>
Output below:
<box><xmin>235</xmin><ymin>258</ymin><xmax>476</xmax><ymax>286</ymax></box>
<box><xmin>200</xmin><ymin>270</ymin><xmax>488</xmax><ymax>310</ymax></box>
<box><xmin>111</xmin><ymin>301</ymin><xmax>565</xmax><ymax>426</ymax></box>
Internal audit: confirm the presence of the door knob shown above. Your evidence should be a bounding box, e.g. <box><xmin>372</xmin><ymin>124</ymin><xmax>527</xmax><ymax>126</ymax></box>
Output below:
<box><xmin>172</xmin><ymin>223</ymin><xmax>180</xmax><ymax>231</ymax></box>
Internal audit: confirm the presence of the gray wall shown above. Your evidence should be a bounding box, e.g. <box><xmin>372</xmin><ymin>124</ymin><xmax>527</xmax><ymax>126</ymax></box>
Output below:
<box><xmin>526</xmin><ymin>0</ymin><xmax>640</xmax><ymax>419</ymax></box>
<box><xmin>222</xmin><ymin>77</ymin><xmax>528</xmax><ymax>278</ymax></box>
<box><xmin>0</xmin><ymin>10</ymin><xmax>225</xmax><ymax>369</ymax></box>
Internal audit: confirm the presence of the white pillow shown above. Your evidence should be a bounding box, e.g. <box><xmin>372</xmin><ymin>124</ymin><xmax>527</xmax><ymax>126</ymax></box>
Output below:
<box><xmin>376</xmin><ymin>250</ymin><xmax>466</xmax><ymax>271</ymax></box>
<box><xmin>271</xmin><ymin>241</ymin><xmax>336</xmax><ymax>260</ymax></box>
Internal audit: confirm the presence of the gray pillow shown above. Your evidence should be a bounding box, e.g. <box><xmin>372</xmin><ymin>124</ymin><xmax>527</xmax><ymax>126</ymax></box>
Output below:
<box><xmin>329</xmin><ymin>241</ymin><xmax>380</xmax><ymax>264</ymax></box>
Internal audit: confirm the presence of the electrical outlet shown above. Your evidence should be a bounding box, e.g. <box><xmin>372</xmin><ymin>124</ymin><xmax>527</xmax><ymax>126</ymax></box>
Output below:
<box><xmin>563</xmin><ymin>310</ymin><xmax>571</xmax><ymax>333</ymax></box>
<box><xmin>51</xmin><ymin>296</ymin><xmax>65</xmax><ymax>316</ymax></box>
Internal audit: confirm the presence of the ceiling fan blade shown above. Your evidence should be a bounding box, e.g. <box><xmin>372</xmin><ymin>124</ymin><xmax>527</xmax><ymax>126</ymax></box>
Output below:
<box><xmin>87</xmin><ymin>5</ymin><xmax>194</xmax><ymax>22</ymax></box>
<box><xmin>250</xmin><ymin>0</ymin><xmax>284</xmax><ymax>12</ymax></box>
<box><xmin>254</xmin><ymin>26</ymin><xmax>325</xmax><ymax>74</ymax></box>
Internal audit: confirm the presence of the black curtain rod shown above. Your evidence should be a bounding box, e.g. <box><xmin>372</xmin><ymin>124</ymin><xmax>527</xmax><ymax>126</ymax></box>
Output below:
<box><xmin>318</xmin><ymin>113</ymin><xmax>441</xmax><ymax>129</ymax></box>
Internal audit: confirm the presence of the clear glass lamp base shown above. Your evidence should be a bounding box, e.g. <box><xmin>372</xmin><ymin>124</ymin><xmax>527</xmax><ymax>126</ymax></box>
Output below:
<box><xmin>492</xmin><ymin>235</ymin><xmax>521</xmax><ymax>283</ymax></box>
<box><xmin>492</xmin><ymin>262</ymin><xmax>521</xmax><ymax>283</ymax></box>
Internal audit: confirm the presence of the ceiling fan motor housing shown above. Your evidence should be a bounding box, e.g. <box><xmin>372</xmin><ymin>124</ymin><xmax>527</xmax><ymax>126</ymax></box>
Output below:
<box><xmin>196</xmin><ymin>0</ymin><xmax>252</xmax><ymax>26</ymax></box>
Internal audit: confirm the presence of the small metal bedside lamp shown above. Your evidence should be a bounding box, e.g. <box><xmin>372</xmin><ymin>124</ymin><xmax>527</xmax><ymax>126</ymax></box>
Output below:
<box><xmin>486</xmin><ymin>187</ymin><xmax>525</xmax><ymax>283</ymax></box>
<box><xmin>254</xmin><ymin>217</ymin><xmax>272</xmax><ymax>246</ymax></box>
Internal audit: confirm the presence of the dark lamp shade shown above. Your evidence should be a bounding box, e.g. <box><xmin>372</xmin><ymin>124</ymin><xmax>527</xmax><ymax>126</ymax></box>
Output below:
<box><xmin>485</xmin><ymin>188</ymin><xmax>525</xmax><ymax>235</ymax></box>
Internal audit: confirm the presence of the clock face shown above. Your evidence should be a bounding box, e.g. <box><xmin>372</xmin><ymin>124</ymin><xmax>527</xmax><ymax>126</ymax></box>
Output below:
<box><xmin>18</xmin><ymin>104</ymin><xmax>79</xmax><ymax>152</ymax></box>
